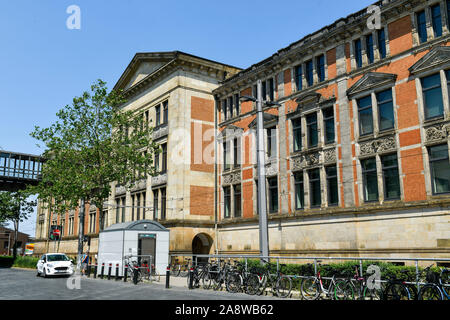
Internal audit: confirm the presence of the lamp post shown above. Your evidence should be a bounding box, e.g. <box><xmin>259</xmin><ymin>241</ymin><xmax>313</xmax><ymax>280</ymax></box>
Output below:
<box><xmin>240</xmin><ymin>80</ymin><xmax>280</xmax><ymax>264</ymax></box>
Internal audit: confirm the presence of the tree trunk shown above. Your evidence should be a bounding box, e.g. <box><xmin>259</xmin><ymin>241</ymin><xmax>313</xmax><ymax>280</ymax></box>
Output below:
<box><xmin>13</xmin><ymin>219</ymin><xmax>19</xmax><ymax>259</ymax></box>
<box><xmin>76</xmin><ymin>198</ymin><xmax>86</xmax><ymax>273</ymax></box>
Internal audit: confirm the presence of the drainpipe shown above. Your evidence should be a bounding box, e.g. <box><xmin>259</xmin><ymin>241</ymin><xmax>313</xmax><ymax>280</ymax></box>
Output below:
<box><xmin>214</xmin><ymin>94</ymin><xmax>219</xmax><ymax>255</ymax></box>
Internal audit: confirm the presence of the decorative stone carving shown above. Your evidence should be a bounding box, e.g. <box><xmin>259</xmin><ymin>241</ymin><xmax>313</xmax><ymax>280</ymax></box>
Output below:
<box><xmin>151</xmin><ymin>173</ymin><xmax>167</xmax><ymax>186</ymax></box>
<box><xmin>291</xmin><ymin>152</ymin><xmax>320</xmax><ymax>170</ymax></box>
<box><xmin>115</xmin><ymin>185</ymin><xmax>126</xmax><ymax>195</ymax></box>
<box><xmin>222</xmin><ymin>171</ymin><xmax>241</xmax><ymax>185</ymax></box>
<box><xmin>347</xmin><ymin>72</ymin><xmax>397</xmax><ymax>98</ymax></box>
<box><xmin>409</xmin><ymin>46</ymin><xmax>450</xmax><ymax>75</ymax></box>
<box><xmin>265</xmin><ymin>160</ymin><xmax>278</xmax><ymax>177</ymax></box>
<box><xmin>359</xmin><ymin>136</ymin><xmax>396</xmax><ymax>156</ymax></box>
<box><xmin>131</xmin><ymin>179</ymin><xmax>147</xmax><ymax>192</ymax></box>
<box><xmin>323</xmin><ymin>148</ymin><xmax>337</xmax><ymax>163</ymax></box>
<box><xmin>425</xmin><ymin>122</ymin><xmax>450</xmax><ymax>143</ymax></box>
<box><xmin>152</xmin><ymin>124</ymin><xmax>168</xmax><ymax>140</ymax></box>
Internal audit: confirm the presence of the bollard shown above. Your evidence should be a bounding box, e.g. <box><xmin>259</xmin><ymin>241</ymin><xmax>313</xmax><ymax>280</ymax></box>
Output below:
<box><xmin>165</xmin><ymin>266</ymin><xmax>170</xmax><ymax>289</ymax></box>
<box><xmin>115</xmin><ymin>263</ymin><xmax>120</xmax><ymax>281</ymax></box>
<box><xmin>108</xmin><ymin>263</ymin><xmax>112</xmax><ymax>280</ymax></box>
<box><xmin>87</xmin><ymin>264</ymin><xmax>91</xmax><ymax>278</ymax></box>
<box><xmin>93</xmin><ymin>264</ymin><xmax>97</xmax><ymax>278</ymax></box>
<box><xmin>124</xmin><ymin>264</ymin><xmax>128</xmax><ymax>282</ymax></box>
<box><xmin>100</xmin><ymin>263</ymin><xmax>105</xmax><ymax>279</ymax></box>
<box><xmin>188</xmin><ymin>267</ymin><xmax>194</xmax><ymax>290</ymax></box>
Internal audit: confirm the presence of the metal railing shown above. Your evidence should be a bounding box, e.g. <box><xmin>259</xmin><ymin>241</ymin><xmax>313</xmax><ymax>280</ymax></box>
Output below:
<box><xmin>123</xmin><ymin>254</ymin><xmax>157</xmax><ymax>282</ymax></box>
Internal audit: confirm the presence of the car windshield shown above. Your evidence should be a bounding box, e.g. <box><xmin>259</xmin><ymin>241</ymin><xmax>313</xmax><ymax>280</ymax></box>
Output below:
<box><xmin>46</xmin><ymin>254</ymin><xmax>69</xmax><ymax>262</ymax></box>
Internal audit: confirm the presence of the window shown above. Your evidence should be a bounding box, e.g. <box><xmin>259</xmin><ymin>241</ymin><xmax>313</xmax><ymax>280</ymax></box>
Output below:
<box><xmin>354</xmin><ymin>39</ymin><xmax>363</xmax><ymax>68</ymax></box>
<box><xmin>292</xmin><ymin>118</ymin><xmax>302</xmax><ymax>152</ymax></box>
<box><xmin>262</xmin><ymin>81</ymin><xmax>267</xmax><ymax>101</ymax></box>
<box><xmin>381</xmin><ymin>154</ymin><xmax>401</xmax><ymax>200</ymax></box>
<box><xmin>376</xmin><ymin>89</ymin><xmax>395</xmax><ymax>131</ymax></box>
<box><xmin>224</xmin><ymin>186</ymin><xmax>231</xmax><ymax>218</ymax></box>
<box><xmin>268</xmin><ymin>177</ymin><xmax>278</xmax><ymax>213</ymax></box>
<box><xmin>305</xmin><ymin>60</ymin><xmax>314</xmax><ymax>86</ymax></box>
<box><xmin>155</xmin><ymin>104</ymin><xmax>161</xmax><ymax>126</ymax></box>
<box><xmin>155</xmin><ymin>151</ymin><xmax>160</xmax><ymax>173</ymax></box>
<box><xmin>417</xmin><ymin>10</ymin><xmax>427</xmax><ymax>43</ymax></box>
<box><xmin>268</xmin><ymin>78</ymin><xmax>274</xmax><ymax>101</ymax></box>
<box><xmin>377</xmin><ymin>29</ymin><xmax>386</xmax><ymax>59</ymax></box>
<box><xmin>421</xmin><ymin>73</ymin><xmax>444</xmax><ymax>119</ymax></box>
<box><xmin>317</xmin><ymin>55</ymin><xmax>325</xmax><ymax>82</ymax></box>
<box><xmin>234</xmin><ymin>184</ymin><xmax>242</xmax><ymax>218</ymax></box>
<box><xmin>361</xmin><ymin>157</ymin><xmax>378</xmax><ymax>202</ymax></box>
<box><xmin>142</xmin><ymin>192</ymin><xmax>146</xmax><ymax>220</ymax></box>
<box><xmin>153</xmin><ymin>190</ymin><xmax>159</xmax><ymax>220</ymax></box>
<box><xmin>162</xmin><ymin>101</ymin><xmax>168</xmax><ymax>124</ymax></box>
<box><xmin>429</xmin><ymin>144</ymin><xmax>450</xmax><ymax>194</ymax></box>
<box><xmin>306</xmin><ymin>113</ymin><xmax>318</xmax><ymax>148</ymax></box>
<box><xmin>233</xmin><ymin>137</ymin><xmax>241</xmax><ymax>168</ymax></box>
<box><xmin>326</xmin><ymin>166</ymin><xmax>339</xmax><ymax>206</ymax></box>
<box><xmin>253</xmin><ymin>85</ymin><xmax>258</xmax><ymax>103</ymax></box>
<box><xmin>89</xmin><ymin>212</ymin><xmax>96</xmax><ymax>233</ymax></box>
<box><xmin>234</xmin><ymin>94</ymin><xmax>240</xmax><ymax>116</ymax></box>
<box><xmin>115</xmin><ymin>198</ymin><xmax>120</xmax><ymax>223</ymax></box>
<box><xmin>323</xmin><ymin>107</ymin><xmax>335</xmax><ymax>144</ymax></box>
<box><xmin>131</xmin><ymin>195</ymin><xmax>135</xmax><ymax>221</ymax></box>
<box><xmin>136</xmin><ymin>194</ymin><xmax>141</xmax><ymax>221</ymax></box>
<box><xmin>228</xmin><ymin>97</ymin><xmax>233</xmax><ymax>118</ymax></box>
<box><xmin>295</xmin><ymin>65</ymin><xmax>303</xmax><ymax>91</ymax></box>
<box><xmin>161</xmin><ymin>143</ymin><xmax>167</xmax><ymax>172</ymax></box>
<box><xmin>267</xmin><ymin>127</ymin><xmax>277</xmax><ymax>158</ymax></box>
<box><xmin>294</xmin><ymin>172</ymin><xmax>304</xmax><ymax>210</ymax></box>
<box><xmin>309</xmin><ymin>169</ymin><xmax>321</xmax><ymax>207</ymax></box>
<box><xmin>431</xmin><ymin>4</ymin><xmax>443</xmax><ymax>38</ymax></box>
<box><xmin>223</xmin><ymin>99</ymin><xmax>228</xmax><ymax>121</ymax></box>
<box><xmin>366</xmin><ymin>34</ymin><xmax>374</xmax><ymax>64</ymax></box>
<box><xmin>161</xmin><ymin>188</ymin><xmax>166</xmax><ymax>220</ymax></box>
<box><xmin>223</xmin><ymin>141</ymin><xmax>231</xmax><ymax>171</ymax></box>
<box><xmin>357</xmin><ymin>95</ymin><xmax>373</xmax><ymax>136</ymax></box>
<box><xmin>121</xmin><ymin>198</ymin><xmax>125</xmax><ymax>222</ymax></box>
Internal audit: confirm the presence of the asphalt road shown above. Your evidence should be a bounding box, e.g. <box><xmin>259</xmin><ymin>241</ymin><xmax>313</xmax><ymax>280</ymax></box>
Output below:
<box><xmin>0</xmin><ymin>268</ymin><xmax>282</xmax><ymax>300</ymax></box>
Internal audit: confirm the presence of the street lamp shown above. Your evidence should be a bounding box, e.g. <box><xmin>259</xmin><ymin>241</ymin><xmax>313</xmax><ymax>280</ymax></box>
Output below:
<box><xmin>240</xmin><ymin>80</ymin><xmax>280</xmax><ymax>264</ymax></box>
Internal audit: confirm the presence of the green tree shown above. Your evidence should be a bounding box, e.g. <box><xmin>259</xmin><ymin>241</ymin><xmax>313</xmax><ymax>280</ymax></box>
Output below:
<box><xmin>29</xmin><ymin>79</ymin><xmax>159</xmax><ymax>266</ymax></box>
<box><xmin>0</xmin><ymin>190</ymin><xmax>36</xmax><ymax>258</ymax></box>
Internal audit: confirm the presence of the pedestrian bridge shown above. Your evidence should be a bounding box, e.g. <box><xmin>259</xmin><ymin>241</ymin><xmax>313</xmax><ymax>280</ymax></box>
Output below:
<box><xmin>0</xmin><ymin>150</ymin><xmax>43</xmax><ymax>191</ymax></box>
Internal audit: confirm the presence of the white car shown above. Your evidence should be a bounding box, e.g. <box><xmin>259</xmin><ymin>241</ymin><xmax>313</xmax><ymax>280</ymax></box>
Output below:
<box><xmin>36</xmin><ymin>253</ymin><xmax>74</xmax><ymax>277</ymax></box>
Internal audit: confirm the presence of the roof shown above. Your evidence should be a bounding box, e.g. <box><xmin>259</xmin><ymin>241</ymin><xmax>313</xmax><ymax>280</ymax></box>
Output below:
<box><xmin>101</xmin><ymin>220</ymin><xmax>169</xmax><ymax>233</ymax></box>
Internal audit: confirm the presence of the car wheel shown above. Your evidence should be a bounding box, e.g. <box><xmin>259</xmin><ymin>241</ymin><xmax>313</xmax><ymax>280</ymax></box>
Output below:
<box><xmin>43</xmin><ymin>268</ymin><xmax>47</xmax><ymax>278</ymax></box>
<box><xmin>36</xmin><ymin>269</ymin><xmax>40</xmax><ymax>277</ymax></box>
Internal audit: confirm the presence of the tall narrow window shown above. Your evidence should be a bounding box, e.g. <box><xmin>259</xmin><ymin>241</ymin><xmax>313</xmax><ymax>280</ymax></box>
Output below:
<box><xmin>262</xmin><ymin>81</ymin><xmax>267</xmax><ymax>101</ymax></box>
<box><xmin>153</xmin><ymin>190</ymin><xmax>158</xmax><ymax>220</ymax></box>
<box><xmin>161</xmin><ymin>143</ymin><xmax>167</xmax><ymax>172</ymax></box>
<box><xmin>155</xmin><ymin>104</ymin><xmax>161</xmax><ymax>126</ymax></box>
<box><xmin>136</xmin><ymin>195</ymin><xmax>140</xmax><ymax>221</ymax></box>
<box><xmin>267</xmin><ymin>127</ymin><xmax>277</xmax><ymax>158</ymax></box>
<box><xmin>429</xmin><ymin>144</ymin><xmax>450</xmax><ymax>194</ymax></box>
<box><xmin>377</xmin><ymin>29</ymin><xmax>386</xmax><ymax>59</ymax></box>
<box><xmin>377</xmin><ymin>89</ymin><xmax>395</xmax><ymax>131</ymax></box>
<box><xmin>446</xmin><ymin>70</ymin><xmax>450</xmax><ymax>96</ymax></box>
<box><xmin>305</xmin><ymin>60</ymin><xmax>314</xmax><ymax>86</ymax></box>
<box><xmin>323</xmin><ymin>107</ymin><xmax>335</xmax><ymax>144</ymax></box>
<box><xmin>361</xmin><ymin>157</ymin><xmax>378</xmax><ymax>202</ymax></box>
<box><xmin>234</xmin><ymin>184</ymin><xmax>241</xmax><ymax>218</ymax></box>
<box><xmin>224</xmin><ymin>186</ymin><xmax>231</xmax><ymax>218</ymax></box>
<box><xmin>233</xmin><ymin>137</ymin><xmax>241</xmax><ymax>168</ymax></box>
<box><xmin>309</xmin><ymin>169</ymin><xmax>321</xmax><ymax>207</ymax></box>
<box><xmin>121</xmin><ymin>198</ymin><xmax>126</xmax><ymax>222</ymax></box>
<box><xmin>294</xmin><ymin>172</ymin><xmax>304</xmax><ymax>210</ymax></box>
<box><xmin>115</xmin><ymin>198</ymin><xmax>120</xmax><ymax>223</ymax></box>
<box><xmin>421</xmin><ymin>73</ymin><xmax>444</xmax><ymax>119</ymax></box>
<box><xmin>326</xmin><ymin>166</ymin><xmax>339</xmax><ymax>206</ymax></box>
<box><xmin>268</xmin><ymin>78</ymin><xmax>274</xmax><ymax>101</ymax></box>
<box><xmin>228</xmin><ymin>97</ymin><xmax>233</xmax><ymax>118</ymax></box>
<box><xmin>431</xmin><ymin>4</ymin><xmax>443</xmax><ymax>38</ymax></box>
<box><xmin>268</xmin><ymin>177</ymin><xmax>278</xmax><ymax>213</ymax></box>
<box><xmin>234</xmin><ymin>93</ymin><xmax>240</xmax><ymax>116</ymax></box>
<box><xmin>162</xmin><ymin>100</ymin><xmax>168</xmax><ymax>124</ymax></box>
<box><xmin>253</xmin><ymin>85</ymin><xmax>258</xmax><ymax>101</ymax></box>
<box><xmin>381</xmin><ymin>154</ymin><xmax>400</xmax><ymax>200</ymax></box>
<box><xmin>292</xmin><ymin>118</ymin><xmax>302</xmax><ymax>152</ymax></box>
<box><xmin>366</xmin><ymin>34</ymin><xmax>374</xmax><ymax>64</ymax></box>
<box><xmin>317</xmin><ymin>55</ymin><xmax>325</xmax><ymax>82</ymax></box>
<box><xmin>144</xmin><ymin>110</ymin><xmax>149</xmax><ymax>129</ymax></box>
<box><xmin>417</xmin><ymin>10</ymin><xmax>427</xmax><ymax>43</ymax></box>
<box><xmin>358</xmin><ymin>95</ymin><xmax>373</xmax><ymax>136</ymax></box>
<box><xmin>155</xmin><ymin>151</ymin><xmax>160</xmax><ymax>173</ymax></box>
<box><xmin>295</xmin><ymin>65</ymin><xmax>303</xmax><ymax>91</ymax></box>
<box><xmin>354</xmin><ymin>39</ymin><xmax>362</xmax><ymax>68</ymax></box>
<box><xmin>306</xmin><ymin>113</ymin><xmax>318</xmax><ymax>148</ymax></box>
<box><xmin>223</xmin><ymin>141</ymin><xmax>231</xmax><ymax>171</ymax></box>
<box><xmin>161</xmin><ymin>188</ymin><xmax>166</xmax><ymax>220</ymax></box>
<box><xmin>223</xmin><ymin>99</ymin><xmax>228</xmax><ymax>121</ymax></box>
<box><xmin>142</xmin><ymin>192</ymin><xmax>146</xmax><ymax>220</ymax></box>
<box><xmin>131</xmin><ymin>195</ymin><xmax>135</xmax><ymax>221</ymax></box>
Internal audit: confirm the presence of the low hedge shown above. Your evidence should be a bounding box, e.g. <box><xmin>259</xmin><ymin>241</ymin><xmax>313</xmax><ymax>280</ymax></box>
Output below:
<box><xmin>0</xmin><ymin>255</ymin><xmax>40</xmax><ymax>269</ymax></box>
<box><xmin>0</xmin><ymin>256</ymin><xmax>14</xmax><ymax>268</ymax></box>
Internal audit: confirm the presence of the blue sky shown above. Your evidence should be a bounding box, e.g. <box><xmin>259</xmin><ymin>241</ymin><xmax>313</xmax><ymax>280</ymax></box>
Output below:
<box><xmin>0</xmin><ymin>0</ymin><xmax>374</xmax><ymax>237</ymax></box>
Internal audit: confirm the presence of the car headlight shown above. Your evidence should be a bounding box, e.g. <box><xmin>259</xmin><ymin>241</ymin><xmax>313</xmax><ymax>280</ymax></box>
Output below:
<box><xmin>47</xmin><ymin>264</ymin><xmax>54</xmax><ymax>268</ymax></box>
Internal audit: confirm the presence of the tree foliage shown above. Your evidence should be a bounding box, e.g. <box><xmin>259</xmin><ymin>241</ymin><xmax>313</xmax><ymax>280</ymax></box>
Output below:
<box><xmin>29</xmin><ymin>79</ymin><xmax>159</xmax><ymax>229</ymax></box>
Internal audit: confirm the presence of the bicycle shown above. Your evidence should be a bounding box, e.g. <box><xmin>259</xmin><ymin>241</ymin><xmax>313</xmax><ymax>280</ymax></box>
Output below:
<box><xmin>179</xmin><ymin>258</ymin><xmax>191</xmax><ymax>277</ymax></box>
<box><xmin>225</xmin><ymin>261</ymin><xmax>261</xmax><ymax>295</ymax></box>
<box><xmin>254</xmin><ymin>263</ymin><xmax>292</xmax><ymax>298</ymax></box>
<box><xmin>170</xmin><ymin>258</ymin><xmax>182</xmax><ymax>277</ymax></box>
<box><xmin>382</xmin><ymin>270</ymin><xmax>412</xmax><ymax>300</ymax></box>
<box><xmin>334</xmin><ymin>265</ymin><xmax>382</xmax><ymax>300</ymax></box>
<box><xmin>126</xmin><ymin>259</ymin><xmax>142</xmax><ymax>285</ymax></box>
<box><xmin>418</xmin><ymin>267</ymin><xmax>450</xmax><ymax>300</ymax></box>
<box><xmin>300</xmin><ymin>262</ymin><xmax>343</xmax><ymax>300</ymax></box>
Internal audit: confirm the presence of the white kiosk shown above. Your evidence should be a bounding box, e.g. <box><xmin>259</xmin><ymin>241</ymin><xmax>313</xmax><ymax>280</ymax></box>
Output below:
<box><xmin>97</xmin><ymin>220</ymin><xmax>169</xmax><ymax>276</ymax></box>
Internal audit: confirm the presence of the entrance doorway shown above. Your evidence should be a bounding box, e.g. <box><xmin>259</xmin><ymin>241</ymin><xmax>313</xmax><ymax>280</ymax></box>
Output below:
<box><xmin>138</xmin><ymin>233</ymin><xmax>156</xmax><ymax>265</ymax></box>
<box><xmin>192</xmin><ymin>233</ymin><xmax>213</xmax><ymax>264</ymax></box>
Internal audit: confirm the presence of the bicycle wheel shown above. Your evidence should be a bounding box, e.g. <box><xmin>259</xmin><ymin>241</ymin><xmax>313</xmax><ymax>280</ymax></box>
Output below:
<box><xmin>245</xmin><ymin>274</ymin><xmax>260</xmax><ymax>296</ymax></box>
<box><xmin>418</xmin><ymin>284</ymin><xmax>444</xmax><ymax>300</ymax></box>
<box><xmin>383</xmin><ymin>283</ymin><xmax>410</xmax><ymax>300</ymax></box>
<box><xmin>201</xmin><ymin>272</ymin><xmax>213</xmax><ymax>290</ymax></box>
<box><xmin>226</xmin><ymin>273</ymin><xmax>242</xmax><ymax>293</ymax></box>
<box><xmin>179</xmin><ymin>266</ymin><xmax>189</xmax><ymax>277</ymax></box>
<box><xmin>440</xmin><ymin>269</ymin><xmax>450</xmax><ymax>297</ymax></box>
<box><xmin>275</xmin><ymin>276</ymin><xmax>292</xmax><ymax>298</ymax></box>
<box><xmin>363</xmin><ymin>286</ymin><xmax>382</xmax><ymax>300</ymax></box>
<box><xmin>300</xmin><ymin>277</ymin><xmax>320</xmax><ymax>300</ymax></box>
<box><xmin>133</xmin><ymin>270</ymin><xmax>142</xmax><ymax>285</ymax></box>
<box><xmin>334</xmin><ymin>280</ymin><xmax>354</xmax><ymax>300</ymax></box>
